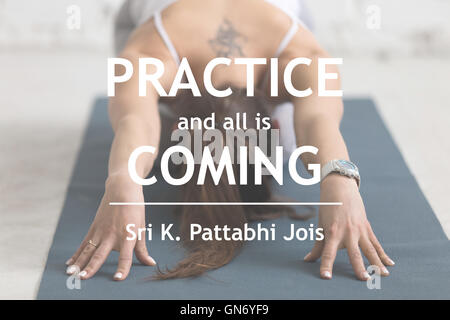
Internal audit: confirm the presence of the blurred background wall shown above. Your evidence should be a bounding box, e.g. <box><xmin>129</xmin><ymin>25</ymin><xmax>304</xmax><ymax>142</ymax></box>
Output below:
<box><xmin>0</xmin><ymin>0</ymin><xmax>449</xmax><ymax>58</ymax></box>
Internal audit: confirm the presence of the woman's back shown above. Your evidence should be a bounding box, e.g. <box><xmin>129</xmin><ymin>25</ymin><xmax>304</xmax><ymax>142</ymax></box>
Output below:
<box><xmin>121</xmin><ymin>0</ymin><xmax>306</xmax><ymax>91</ymax></box>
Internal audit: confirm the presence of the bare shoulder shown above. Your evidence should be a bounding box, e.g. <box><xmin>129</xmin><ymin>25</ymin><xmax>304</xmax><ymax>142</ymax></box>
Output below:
<box><xmin>280</xmin><ymin>25</ymin><xmax>330</xmax><ymax>66</ymax></box>
<box><xmin>118</xmin><ymin>19</ymin><xmax>178</xmax><ymax>90</ymax></box>
<box><xmin>121</xmin><ymin>19</ymin><xmax>164</xmax><ymax>55</ymax></box>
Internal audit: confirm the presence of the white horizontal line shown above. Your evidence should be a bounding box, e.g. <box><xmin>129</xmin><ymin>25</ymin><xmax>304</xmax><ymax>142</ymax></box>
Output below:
<box><xmin>109</xmin><ymin>202</ymin><xmax>342</xmax><ymax>206</ymax></box>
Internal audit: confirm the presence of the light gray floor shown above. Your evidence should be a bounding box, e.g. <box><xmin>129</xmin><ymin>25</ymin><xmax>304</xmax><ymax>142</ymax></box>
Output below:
<box><xmin>1</xmin><ymin>48</ymin><xmax>449</xmax><ymax>299</ymax></box>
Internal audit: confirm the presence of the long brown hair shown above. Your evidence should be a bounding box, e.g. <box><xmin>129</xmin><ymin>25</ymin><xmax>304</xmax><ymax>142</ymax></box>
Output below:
<box><xmin>154</xmin><ymin>88</ymin><xmax>314</xmax><ymax>280</ymax></box>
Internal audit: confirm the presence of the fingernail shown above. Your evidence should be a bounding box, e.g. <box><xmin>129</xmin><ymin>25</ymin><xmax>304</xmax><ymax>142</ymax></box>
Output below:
<box><xmin>321</xmin><ymin>271</ymin><xmax>332</xmax><ymax>279</ymax></box>
<box><xmin>388</xmin><ymin>258</ymin><xmax>395</xmax><ymax>266</ymax></box>
<box><xmin>148</xmin><ymin>256</ymin><xmax>157</xmax><ymax>265</ymax></box>
<box><xmin>362</xmin><ymin>271</ymin><xmax>370</xmax><ymax>280</ymax></box>
<box><xmin>303</xmin><ymin>252</ymin><xmax>311</xmax><ymax>261</ymax></box>
<box><xmin>66</xmin><ymin>265</ymin><xmax>77</xmax><ymax>275</ymax></box>
<box><xmin>114</xmin><ymin>272</ymin><xmax>123</xmax><ymax>280</ymax></box>
<box><xmin>381</xmin><ymin>267</ymin><xmax>389</xmax><ymax>275</ymax></box>
<box><xmin>79</xmin><ymin>270</ymin><xmax>87</xmax><ymax>277</ymax></box>
<box><xmin>65</xmin><ymin>258</ymin><xmax>73</xmax><ymax>265</ymax></box>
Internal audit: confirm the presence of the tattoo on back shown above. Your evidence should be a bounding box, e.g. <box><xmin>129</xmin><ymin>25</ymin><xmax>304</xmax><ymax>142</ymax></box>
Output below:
<box><xmin>209</xmin><ymin>18</ymin><xmax>247</xmax><ymax>58</ymax></box>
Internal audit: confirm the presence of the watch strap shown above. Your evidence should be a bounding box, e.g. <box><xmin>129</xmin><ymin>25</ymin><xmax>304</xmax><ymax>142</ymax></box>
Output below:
<box><xmin>321</xmin><ymin>159</ymin><xmax>360</xmax><ymax>188</ymax></box>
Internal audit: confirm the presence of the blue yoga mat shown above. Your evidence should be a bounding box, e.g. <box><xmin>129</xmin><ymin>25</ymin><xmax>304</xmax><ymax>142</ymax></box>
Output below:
<box><xmin>37</xmin><ymin>98</ymin><xmax>450</xmax><ymax>299</ymax></box>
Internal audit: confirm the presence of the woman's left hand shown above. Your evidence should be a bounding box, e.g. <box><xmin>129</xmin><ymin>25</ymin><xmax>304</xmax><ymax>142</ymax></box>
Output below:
<box><xmin>304</xmin><ymin>174</ymin><xmax>395</xmax><ymax>280</ymax></box>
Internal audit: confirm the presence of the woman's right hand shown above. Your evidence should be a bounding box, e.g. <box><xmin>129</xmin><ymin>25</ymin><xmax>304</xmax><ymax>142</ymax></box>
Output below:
<box><xmin>65</xmin><ymin>173</ymin><xmax>156</xmax><ymax>281</ymax></box>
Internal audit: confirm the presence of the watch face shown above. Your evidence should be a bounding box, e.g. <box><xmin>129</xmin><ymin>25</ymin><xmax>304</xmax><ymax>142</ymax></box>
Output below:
<box><xmin>337</xmin><ymin>160</ymin><xmax>358</xmax><ymax>171</ymax></box>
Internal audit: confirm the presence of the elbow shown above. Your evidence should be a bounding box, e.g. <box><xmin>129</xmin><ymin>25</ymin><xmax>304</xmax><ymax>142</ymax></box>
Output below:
<box><xmin>296</xmin><ymin>99</ymin><xmax>344</xmax><ymax>130</ymax></box>
<box><xmin>115</xmin><ymin>114</ymin><xmax>145</xmax><ymax>132</ymax></box>
<box><xmin>114</xmin><ymin>114</ymin><xmax>158</xmax><ymax>136</ymax></box>
<box><xmin>295</xmin><ymin>111</ymin><xmax>343</xmax><ymax>146</ymax></box>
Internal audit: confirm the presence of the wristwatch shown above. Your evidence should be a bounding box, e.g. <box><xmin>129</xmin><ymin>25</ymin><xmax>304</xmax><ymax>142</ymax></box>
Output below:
<box><xmin>321</xmin><ymin>159</ymin><xmax>360</xmax><ymax>188</ymax></box>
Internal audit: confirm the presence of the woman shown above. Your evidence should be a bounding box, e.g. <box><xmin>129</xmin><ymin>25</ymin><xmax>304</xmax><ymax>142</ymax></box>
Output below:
<box><xmin>65</xmin><ymin>0</ymin><xmax>395</xmax><ymax>281</ymax></box>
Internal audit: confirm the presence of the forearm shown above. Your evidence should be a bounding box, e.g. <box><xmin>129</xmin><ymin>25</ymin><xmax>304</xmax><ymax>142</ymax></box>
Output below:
<box><xmin>106</xmin><ymin>50</ymin><xmax>164</xmax><ymax>182</ymax></box>
<box><xmin>295</xmin><ymin>111</ymin><xmax>349</xmax><ymax>167</ymax></box>
<box><xmin>107</xmin><ymin>114</ymin><xmax>160</xmax><ymax>180</ymax></box>
<box><xmin>290</xmin><ymin>49</ymin><xmax>349</xmax><ymax>170</ymax></box>
<box><xmin>293</xmin><ymin>99</ymin><xmax>361</xmax><ymax>192</ymax></box>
